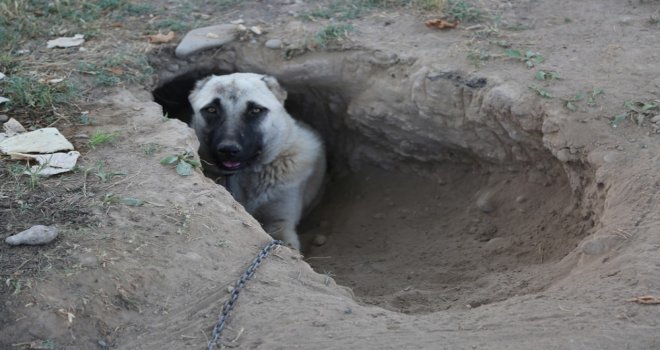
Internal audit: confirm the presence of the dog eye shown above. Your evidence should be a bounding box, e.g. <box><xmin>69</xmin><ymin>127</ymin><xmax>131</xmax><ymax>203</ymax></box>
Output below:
<box><xmin>205</xmin><ymin>107</ymin><xmax>217</xmax><ymax>113</ymax></box>
<box><xmin>250</xmin><ymin>107</ymin><xmax>263</xmax><ymax>114</ymax></box>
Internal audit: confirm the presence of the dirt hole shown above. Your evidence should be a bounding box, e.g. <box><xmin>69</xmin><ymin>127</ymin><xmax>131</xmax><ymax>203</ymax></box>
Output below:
<box><xmin>152</xmin><ymin>64</ymin><xmax>598</xmax><ymax>314</ymax></box>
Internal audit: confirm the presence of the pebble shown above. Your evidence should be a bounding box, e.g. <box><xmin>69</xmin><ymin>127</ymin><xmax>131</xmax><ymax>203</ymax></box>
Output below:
<box><xmin>651</xmin><ymin>115</ymin><xmax>660</xmax><ymax>124</ymax></box>
<box><xmin>265</xmin><ymin>38</ymin><xmax>282</xmax><ymax>49</ymax></box>
<box><xmin>313</xmin><ymin>234</ymin><xmax>327</xmax><ymax>246</ymax></box>
<box><xmin>6</xmin><ymin>225</ymin><xmax>59</xmax><ymax>246</ymax></box>
<box><xmin>556</xmin><ymin>148</ymin><xmax>570</xmax><ymax>163</ymax></box>
<box><xmin>476</xmin><ymin>191</ymin><xmax>496</xmax><ymax>213</ymax></box>
<box><xmin>603</xmin><ymin>152</ymin><xmax>618</xmax><ymax>163</ymax></box>
<box><xmin>0</xmin><ymin>114</ymin><xmax>8</xmax><ymax>123</ymax></box>
<box><xmin>515</xmin><ymin>195</ymin><xmax>527</xmax><ymax>204</ymax></box>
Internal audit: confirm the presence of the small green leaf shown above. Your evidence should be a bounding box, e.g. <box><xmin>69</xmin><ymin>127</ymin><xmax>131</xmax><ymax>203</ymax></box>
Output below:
<box><xmin>504</xmin><ymin>49</ymin><xmax>523</xmax><ymax>59</ymax></box>
<box><xmin>535</xmin><ymin>71</ymin><xmax>546</xmax><ymax>80</ymax></box>
<box><xmin>565</xmin><ymin>101</ymin><xmax>577</xmax><ymax>112</ymax></box>
<box><xmin>592</xmin><ymin>88</ymin><xmax>604</xmax><ymax>97</ymax></box>
<box><xmin>183</xmin><ymin>158</ymin><xmax>201</xmax><ymax>167</ymax></box>
<box><xmin>176</xmin><ymin>161</ymin><xmax>193</xmax><ymax>176</ymax></box>
<box><xmin>529</xmin><ymin>86</ymin><xmax>553</xmax><ymax>98</ymax></box>
<box><xmin>610</xmin><ymin>113</ymin><xmax>628</xmax><ymax>127</ymax></box>
<box><xmin>160</xmin><ymin>155</ymin><xmax>178</xmax><ymax>165</ymax></box>
<box><xmin>122</xmin><ymin>197</ymin><xmax>144</xmax><ymax>206</ymax></box>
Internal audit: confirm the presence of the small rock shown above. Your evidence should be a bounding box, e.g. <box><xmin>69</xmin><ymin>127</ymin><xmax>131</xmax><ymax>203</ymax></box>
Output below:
<box><xmin>313</xmin><ymin>234</ymin><xmax>327</xmax><ymax>246</ymax></box>
<box><xmin>556</xmin><ymin>148</ymin><xmax>570</xmax><ymax>163</ymax></box>
<box><xmin>249</xmin><ymin>26</ymin><xmax>262</xmax><ymax>35</ymax></box>
<box><xmin>6</xmin><ymin>225</ymin><xmax>59</xmax><ymax>246</ymax></box>
<box><xmin>265</xmin><ymin>38</ymin><xmax>282</xmax><ymax>49</ymax></box>
<box><xmin>651</xmin><ymin>115</ymin><xmax>660</xmax><ymax>124</ymax></box>
<box><xmin>615</xmin><ymin>145</ymin><xmax>624</xmax><ymax>151</ymax></box>
<box><xmin>175</xmin><ymin>24</ymin><xmax>238</xmax><ymax>58</ymax></box>
<box><xmin>515</xmin><ymin>195</ymin><xmax>527</xmax><ymax>204</ymax></box>
<box><xmin>476</xmin><ymin>191</ymin><xmax>496</xmax><ymax>213</ymax></box>
<box><xmin>0</xmin><ymin>114</ymin><xmax>8</xmax><ymax>123</ymax></box>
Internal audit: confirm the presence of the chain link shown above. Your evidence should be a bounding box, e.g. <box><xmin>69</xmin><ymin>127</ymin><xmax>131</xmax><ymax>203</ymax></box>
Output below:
<box><xmin>207</xmin><ymin>240</ymin><xmax>283</xmax><ymax>350</ymax></box>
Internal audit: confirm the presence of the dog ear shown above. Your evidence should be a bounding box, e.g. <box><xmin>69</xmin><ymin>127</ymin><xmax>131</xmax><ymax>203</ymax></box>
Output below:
<box><xmin>189</xmin><ymin>76</ymin><xmax>212</xmax><ymax>105</ymax></box>
<box><xmin>261</xmin><ymin>75</ymin><xmax>287</xmax><ymax>104</ymax></box>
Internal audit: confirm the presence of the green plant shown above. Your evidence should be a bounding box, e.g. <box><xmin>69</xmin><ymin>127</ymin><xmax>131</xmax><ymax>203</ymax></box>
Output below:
<box><xmin>93</xmin><ymin>162</ymin><xmax>125</xmax><ymax>182</ymax></box>
<box><xmin>467</xmin><ymin>49</ymin><xmax>491</xmax><ymax>67</ymax></box>
<box><xmin>160</xmin><ymin>151</ymin><xmax>201</xmax><ymax>176</ymax></box>
<box><xmin>89</xmin><ymin>131</ymin><xmax>119</xmax><ymax>149</ymax></box>
<box><xmin>505</xmin><ymin>49</ymin><xmax>545</xmax><ymax>68</ymax></box>
<box><xmin>562</xmin><ymin>88</ymin><xmax>603</xmax><ymax>112</ymax></box>
<box><xmin>535</xmin><ymin>70</ymin><xmax>560</xmax><ymax>81</ymax></box>
<box><xmin>611</xmin><ymin>99</ymin><xmax>659</xmax><ymax>128</ymax></box>
<box><xmin>140</xmin><ymin>143</ymin><xmax>162</xmax><ymax>156</ymax></box>
<box><xmin>445</xmin><ymin>0</ymin><xmax>481</xmax><ymax>22</ymax></box>
<box><xmin>528</xmin><ymin>86</ymin><xmax>553</xmax><ymax>99</ymax></box>
<box><xmin>315</xmin><ymin>24</ymin><xmax>354</xmax><ymax>48</ymax></box>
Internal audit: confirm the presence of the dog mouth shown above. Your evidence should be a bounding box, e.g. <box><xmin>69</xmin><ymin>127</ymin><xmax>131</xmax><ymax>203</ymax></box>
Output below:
<box><xmin>220</xmin><ymin>160</ymin><xmax>243</xmax><ymax>171</ymax></box>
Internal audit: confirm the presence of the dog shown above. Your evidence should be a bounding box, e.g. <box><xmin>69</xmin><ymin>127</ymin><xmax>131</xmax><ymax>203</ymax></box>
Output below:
<box><xmin>189</xmin><ymin>73</ymin><xmax>325</xmax><ymax>250</ymax></box>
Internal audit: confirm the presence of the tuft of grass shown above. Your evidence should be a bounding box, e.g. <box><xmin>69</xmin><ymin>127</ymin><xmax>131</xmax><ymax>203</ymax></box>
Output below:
<box><xmin>535</xmin><ymin>70</ymin><xmax>561</xmax><ymax>81</ymax></box>
<box><xmin>444</xmin><ymin>0</ymin><xmax>482</xmax><ymax>22</ymax></box>
<box><xmin>140</xmin><ymin>143</ymin><xmax>162</xmax><ymax>156</ymax></box>
<box><xmin>89</xmin><ymin>130</ymin><xmax>119</xmax><ymax>149</ymax></box>
<box><xmin>467</xmin><ymin>49</ymin><xmax>491</xmax><ymax>67</ymax></box>
<box><xmin>2</xmin><ymin>76</ymin><xmax>77</xmax><ymax>110</ymax></box>
<box><xmin>302</xmin><ymin>0</ymin><xmax>444</xmax><ymax>21</ymax></box>
<box><xmin>315</xmin><ymin>24</ymin><xmax>354</xmax><ymax>48</ymax></box>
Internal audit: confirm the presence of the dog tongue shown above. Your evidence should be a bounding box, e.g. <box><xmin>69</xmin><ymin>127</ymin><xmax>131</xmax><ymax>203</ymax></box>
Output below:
<box><xmin>222</xmin><ymin>161</ymin><xmax>241</xmax><ymax>169</ymax></box>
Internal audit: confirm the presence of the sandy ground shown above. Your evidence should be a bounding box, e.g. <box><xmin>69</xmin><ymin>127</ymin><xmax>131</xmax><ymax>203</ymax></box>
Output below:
<box><xmin>2</xmin><ymin>1</ymin><xmax>660</xmax><ymax>349</ymax></box>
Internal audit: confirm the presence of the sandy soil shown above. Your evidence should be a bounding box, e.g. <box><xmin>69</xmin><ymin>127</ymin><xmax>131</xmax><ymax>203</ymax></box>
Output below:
<box><xmin>2</xmin><ymin>1</ymin><xmax>660</xmax><ymax>349</ymax></box>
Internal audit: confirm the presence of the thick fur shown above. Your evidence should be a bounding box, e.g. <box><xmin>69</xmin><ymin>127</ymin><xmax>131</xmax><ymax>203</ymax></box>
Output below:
<box><xmin>189</xmin><ymin>73</ymin><xmax>325</xmax><ymax>250</ymax></box>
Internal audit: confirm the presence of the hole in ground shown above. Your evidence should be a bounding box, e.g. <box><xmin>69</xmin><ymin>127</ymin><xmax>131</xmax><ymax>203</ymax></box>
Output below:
<box><xmin>151</xmin><ymin>63</ymin><xmax>598</xmax><ymax>315</ymax></box>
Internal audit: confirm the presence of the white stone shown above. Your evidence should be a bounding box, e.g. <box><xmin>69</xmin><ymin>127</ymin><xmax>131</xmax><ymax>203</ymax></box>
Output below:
<box><xmin>175</xmin><ymin>24</ymin><xmax>238</xmax><ymax>58</ymax></box>
<box><xmin>6</xmin><ymin>225</ymin><xmax>59</xmax><ymax>246</ymax></box>
<box><xmin>265</xmin><ymin>39</ymin><xmax>282</xmax><ymax>49</ymax></box>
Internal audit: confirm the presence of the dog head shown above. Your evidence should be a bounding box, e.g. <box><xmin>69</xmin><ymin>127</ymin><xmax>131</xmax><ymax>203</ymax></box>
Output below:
<box><xmin>189</xmin><ymin>73</ymin><xmax>294</xmax><ymax>174</ymax></box>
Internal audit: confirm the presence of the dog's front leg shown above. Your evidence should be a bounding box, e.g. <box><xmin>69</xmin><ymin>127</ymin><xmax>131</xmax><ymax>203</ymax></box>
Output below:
<box><xmin>258</xmin><ymin>188</ymin><xmax>304</xmax><ymax>251</ymax></box>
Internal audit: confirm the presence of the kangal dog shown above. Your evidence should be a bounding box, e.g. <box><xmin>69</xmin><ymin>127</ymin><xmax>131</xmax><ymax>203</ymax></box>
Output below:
<box><xmin>189</xmin><ymin>73</ymin><xmax>325</xmax><ymax>250</ymax></box>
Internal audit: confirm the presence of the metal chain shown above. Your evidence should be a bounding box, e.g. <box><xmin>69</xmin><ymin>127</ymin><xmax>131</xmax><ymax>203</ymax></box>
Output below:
<box><xmin>207</xmin><ymin>240</ymin><xmax>283</xmax><ymax>350</ymax></box>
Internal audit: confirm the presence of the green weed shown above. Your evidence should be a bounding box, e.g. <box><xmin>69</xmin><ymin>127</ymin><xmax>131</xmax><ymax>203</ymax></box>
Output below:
<box><xmin>315</xmin><ymin>24</ymin><xmax>354</xmax><ymax>48</ymax></box>
<box><xmin>140</xmin><ymin>143</ymin><xmax>162</xmax><ymax>156</ymax></box>
<box><xmin>160</xmin><ymin>151</ymin><xmax>201</xmax><ymax>176</ymax></box>
<box><xmin>89</xmin><ymin>130</ymin><xmax>119</xmax><ymax>149</ymax></box>
<box><xmin>505</xmin><ymin>49</ymin><xmax>545</xmax><ymax>68</ymax></box>
<box><xmin>444</xmin><ymin>0</ymin><xmax>482</xmax><ymax>22</ymax></box>
<box><xmin>528</xmin><ymin>86</ymin><xmax>553</xmax><ymax>99</ymax></box>
<box><xmin>2</xmin><ymin>76</ymin><xmax>76</xmax><ymax>110</ymax></box>
<box><xmin>611</xmin><ymin>99</ymin><xmax>659</xmax><ymax>128</ymax></box>
<box><xmin>535</xmin><ymin>70</ymin><xmax>560</xmax><ymax>81</ymax></box>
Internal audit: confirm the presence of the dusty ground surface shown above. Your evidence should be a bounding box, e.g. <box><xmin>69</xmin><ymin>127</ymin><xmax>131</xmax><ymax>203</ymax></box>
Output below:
<box><xmin>2</xmin><ymin>0</ymin><xmax>660</xmax><ymax>349</ymax></box>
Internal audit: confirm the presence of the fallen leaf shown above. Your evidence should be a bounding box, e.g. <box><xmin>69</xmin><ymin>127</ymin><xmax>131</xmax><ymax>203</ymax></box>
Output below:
<box><xmin>628</xmin><ymin>295</ymin><xmax>660</xmax><ymax>304</ymax></box>
<box><xmin>0</xmin><ymin>72</ymin><xmax>5</xmax><ymax>80</ymax></box>
<box><xmin>147</xmin><ymin>31</ymin><xmax>175</xmax><ymax>44</ymax></box>
<box><xmin>47</xmin><ymin>34</ymin><xmax>85</xmax><ymax>49</ymax></box>
<box><xmin>425</xmin><ymin>19</ymin><xmax>459</xmax><ymax>30</ymax></box>
<box><xmin>109</xmin><ymin>67</ymin><xmax>124</xmax><ymax>75</ymax></box>
<box><xmin>56</xmin><ymin>308</ymin><xmax>75</xmax><ymax>324</ymax></box>
<box><xmin>47</xmin><ymin>78</ymin><xmax>64</xmax><ymax>84</ymax></box>
<box><xmin>0</xmin><ymin>96</ymin><xmax>9</xmax><ymax>104</ymax></box>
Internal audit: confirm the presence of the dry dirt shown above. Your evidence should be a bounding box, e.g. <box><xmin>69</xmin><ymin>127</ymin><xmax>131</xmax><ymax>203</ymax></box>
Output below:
<box><xmin>2</xmin><ymin>1</ymin><xmax>660</xmax><ymax>349</ymax></box>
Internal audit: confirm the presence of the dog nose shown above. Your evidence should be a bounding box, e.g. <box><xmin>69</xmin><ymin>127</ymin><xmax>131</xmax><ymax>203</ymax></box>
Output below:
<box><xmin>217</xmin><ymin>143</ymin><xmax>242</xmax><ymax>156</ymax></box>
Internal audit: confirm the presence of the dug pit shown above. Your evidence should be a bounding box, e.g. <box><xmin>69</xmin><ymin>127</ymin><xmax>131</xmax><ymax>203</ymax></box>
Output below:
<box><xmin>151</xmin><ymin>47</ymin><xmax>603</xmax><ymax>314</ymax></box>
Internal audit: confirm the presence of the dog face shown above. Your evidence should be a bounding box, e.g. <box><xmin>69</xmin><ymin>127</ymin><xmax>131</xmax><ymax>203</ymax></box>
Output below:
<box><xmin>189</xmin><ymin>73</ymin><xmax>293</xmax><ymax>174</ymax></box>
